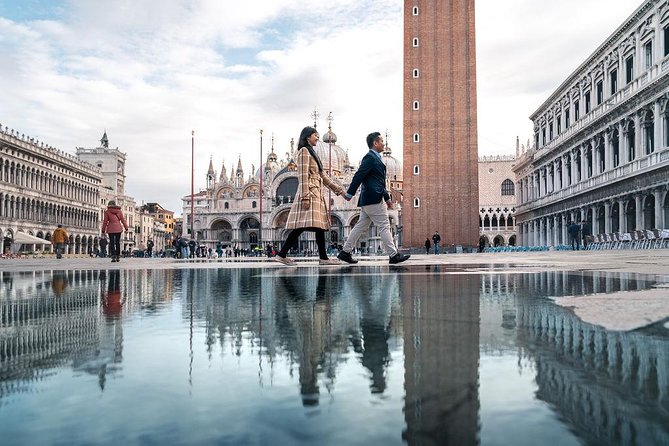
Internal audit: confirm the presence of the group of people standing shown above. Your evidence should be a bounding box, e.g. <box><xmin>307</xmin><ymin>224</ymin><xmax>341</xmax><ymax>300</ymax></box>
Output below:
<box><xmin>568</xmin><ymin>221</ymin><xmax>591</xmax><ymax>250</ymax></box>
<box><xmin>275</xmin><ymin>127</ymin><xmax>410</xmax><ymax>266</ymax></box>
<box><xmin>424</xmin><ymin>231</ymin><xmax>441</xmax><ymax>254</ymax></box>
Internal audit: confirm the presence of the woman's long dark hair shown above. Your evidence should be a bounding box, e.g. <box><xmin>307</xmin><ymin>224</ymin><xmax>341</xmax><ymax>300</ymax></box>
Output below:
<box><xmin>297</xmin><ymin>126</ymin><xmax>323</xmax><ymax>172</ymax></box>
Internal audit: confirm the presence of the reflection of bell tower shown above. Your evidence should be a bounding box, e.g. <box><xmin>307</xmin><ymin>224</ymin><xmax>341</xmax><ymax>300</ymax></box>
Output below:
<box><xmin>402</xmin><ymin>272</ymin><xmax>480</xmax><ymax>444</ymax></box>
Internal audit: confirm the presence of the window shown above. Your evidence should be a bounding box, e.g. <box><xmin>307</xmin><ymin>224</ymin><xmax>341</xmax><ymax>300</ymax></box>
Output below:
<box><xmin>556</xmin><ymin>116</ymin><xmax>561</xmax><ymax>135</ymax></box>
<box><xmin>565</xmin><ymin>109</ymin><xmax>570</xmax><ymax>128</ymax></box>
<box><xmin>574</xmin><ymin>100</ymin><xmax>580</xmax><ymax>120</ymax></box>
<box><xmin>584</xmin><ymin>91</ymin><xmax>591</xmax><ymax>114</ymax></box>
<box><xmin>664</xmin><ymin>25</ymin><xmax>669</xmax><ymax>57</ymax></box>
<box><xmin>541</xmin><ymin>128</ymin><xmax>546</xmax><ymax>145</ymax></box>
<box><xmin>596</xmin><ymin>80</ymin><xmax>603</xmax><ymax>105</ymax></box>
<box><xmin>412</xmin><ymin>37</ymin><xmax>419</xmax><ymax>47</ymax></box>
<box><xmin>412</xmin><ymin>6</ymin><xmax>419</xmax><ymax>15</ymax></box>
<box><xmin>252</xmin><ymin>201</ymin><xmax>257</xmax><ymax>208</ymax></box>
<box><xmin>413</xmin><ymin>165</ymin><xmax>420</xmax><ymax>175</ymax></box>
<box><xmin>645</xmin><ymin>41</ymin><xmax>653</xmax><ymax>69</ymax></box>
<box><xmin>412</xmin><ymin>100</ymin><xmax>419</xmax><ymax>110</ymax></box>
<box><xmin>413</xmin><ymin>133</ymin><xmax>420</xmax><ymax>143</ymax></box>
<box><xmin>501</xmin><ymin>179</ymin><xmax>515</xmax><ymax>196</ymax></box>
<box><xmin>224</xmin><ymin>202</ymin><xmax>229</xmax><ymax>209</ymax></box>
<box><xmin>610</xmin><ymin>69</ymin><xmax>618</xmax><ymax>94</ymax></box>
<box><xmin>413</xmin><ymin>197</ymin><xmax>420</xmax><ymax>208</ymax></box>
<box><xmin>548</xmin><ymin>122</ymin><xmax>553</xmax><ymax>140</ymax></box>
<box><xmin>625</xmin><ymin>55</ymin><xmax>634</xmax><ymax>83</ymax></box>
<box><xmin>412</xmin><ymin>68</ymin><xmax>420</xmax><ymax>78</ymax></box>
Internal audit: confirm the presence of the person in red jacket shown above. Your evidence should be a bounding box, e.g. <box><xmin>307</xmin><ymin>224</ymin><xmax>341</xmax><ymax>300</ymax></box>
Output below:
<box><xmin>102</xmin><ymin>200</ymin><xmax>129</xmax><ymax>263</ymax></box>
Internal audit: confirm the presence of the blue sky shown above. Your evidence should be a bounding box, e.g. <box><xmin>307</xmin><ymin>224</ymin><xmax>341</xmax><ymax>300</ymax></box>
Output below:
<box><xmin>0</xmin><ymin>0</ymin><xmax>639</xmax><ymax>214</ymax></box>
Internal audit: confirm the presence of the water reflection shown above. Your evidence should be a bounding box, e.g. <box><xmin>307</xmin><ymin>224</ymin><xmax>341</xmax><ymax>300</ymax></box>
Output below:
<box><xmin>0</xmin><ymin>267</ymin><xmax>667</xmax><ymax>445</ymax></box>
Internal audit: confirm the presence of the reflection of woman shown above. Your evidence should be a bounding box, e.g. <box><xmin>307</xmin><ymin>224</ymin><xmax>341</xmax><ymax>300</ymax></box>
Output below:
<box><xmin>102</xmin><ymin>269</ymin><xmax>123</xmax><ymax>319</ymax></box>
<box><xmin>275</xmin><ymin>126</ymin><xmax>345</xmax><ymax>265</ymax></box>
<box><xmin>102</xmin><ymin>200</ymin><xmax>129</xmax><ymax>263</ymax></box>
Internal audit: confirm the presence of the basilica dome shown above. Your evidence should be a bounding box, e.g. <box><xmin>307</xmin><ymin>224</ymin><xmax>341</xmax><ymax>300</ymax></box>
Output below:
<box><xmin>382</xmin><ymin>146</ymin><xmax>402</xmax><ymax>182</ymax></box>
<box><xmin>313</xmin><ymin>140</ymin><xmax>347</xmax><ymax>176</ymax></box>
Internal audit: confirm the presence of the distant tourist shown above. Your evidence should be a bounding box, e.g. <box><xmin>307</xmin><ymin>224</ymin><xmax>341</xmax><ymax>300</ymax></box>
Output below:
<box><xmin>102</xmin><ymin>200</ymin><xmax>129</xmax><ymax>263</ymax></box>
<box><xmin>568</xmin><ymin>221</ymin><xmax>580</xmax><ymax>251</ymax></box>
<box><xmin>99</xmin><ymin>236</ymin><xmax>108</xmax><ymax>258</ymax></box>
<box><xmin>432</xmin><ymin>231</ymin><xmax>441</xmax><ymax>254</ymax></box>
<box><xmin>580</xmin><ymin>221</ymin><xmax>591</xmax><ymax>250</ymax></box>
<box><xmin>52</xmin><ymin>224</ymin><xmax>68</xmax><ymax>259</ymax></box>
<box><xmin>424</xmin><ymin>238</ymin><xmax>431</xmax><ymax>254</ymax></box>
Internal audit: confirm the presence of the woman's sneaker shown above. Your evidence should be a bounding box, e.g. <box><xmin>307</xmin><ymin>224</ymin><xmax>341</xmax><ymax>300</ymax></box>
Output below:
<box><xmin>336</xmin><ymin>251</ymin><xmax>358</xmax><ymax>264</ymax></box>
<box><xmin>275</xmin><ymin>255</ymin><xmax>295</xmax><ymax>266</ymax></box>
<box><xmin>319</xmin><ymin>258</ymin><xmax>342</xmax><ymax>265</ymax></box>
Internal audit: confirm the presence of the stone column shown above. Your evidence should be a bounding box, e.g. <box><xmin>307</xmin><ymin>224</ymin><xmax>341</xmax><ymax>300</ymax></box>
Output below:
<box><xmin>635</xmin><ymin>113</ymin><xmax>643</xmax><ymax>160</ymax></box>
<box><xmin>591</xmin><ymin>205</ymin><xmax>598</xmax><ymax>235</ymax></box>
<box><xmin>619</xmin><ymin>120</ymin><xmax>628</xmax><ymax>164</ymax></box>
<box><xmin>553</xmin><ymin>215</ymin><xmax>559</xmax><ymax>246</ymax></box>
<box><xmin>539</xmin><ymin>169</ymin><xmax>545</xmax><ymax>197</ymax></box>
<box><xmin>593</xmin><ymin>137</ymin><xmax>601</xmax><ymax>175</ymax></box>
<box><xmin>561</xmin><ymin>155</ymin><xmax>567</xmax><ymax>189</ymax></box>
<box><xmin>654</xmin><ymin>189</ymin><xmax>663</xmax><ymax>229</ymax></box>
<box><xmin>618</xmin><ymin>199</ymin><xmax>627</xmax><ymax>233</ymax></box>
<box><xmin>580</xmin><ymin>145</ymin><xmax>587</xmax><ymax>181</ymax></box>
<box><xmin>538</xmin><ymin>218</ymin><xmax>544</xmax><ymax>246</ymax></box>
<box><xmin>635</xmin><ymin>194</ymin><xmax>643</xmax><ymax>231</ymax></box>
<box><xmin>654</xmin><ymin>100</ymin><xmax>662</xmax><ymax>154</ymax></box>
<box><xmin>604</xmin><ymin>201</ymin><xmax>611</xmax><ymax>234</ymax></box>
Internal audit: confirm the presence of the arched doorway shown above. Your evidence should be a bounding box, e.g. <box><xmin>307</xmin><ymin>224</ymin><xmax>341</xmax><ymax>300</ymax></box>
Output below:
<box><xmin>493</xmin><ymin>235</ymin><xmax>504</xmax><ymax>247</ymax></box>
<box><xmin>611</xmin><ymin>202</ymin><xmax>620</xmax><ymax>233</ymax></box>
<box><xmin>239</xmin><ymin>217</ymin><xmax>260</xmax><ymax>250</ymax></box>
<box><xmin>211</xmin><ymin>219</ymin><xmax>233</xmax><ymax>247</ymax></box>
<box><xmin>508</xmin><ymin>235</ymin><xmax>516</xmax><ymax>246</ymax></box>
<box><xmin>625</xmin><ymin>199</ymin><xmax>636</xmax><ymax>232</ymax></box>
<box><xmin>643</xmin><ymin>195</ymin><xmax>655</xmax><ymax>230</ymax></box>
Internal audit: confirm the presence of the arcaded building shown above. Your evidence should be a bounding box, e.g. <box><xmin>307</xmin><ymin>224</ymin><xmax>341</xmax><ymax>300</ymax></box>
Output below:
<box><xmin>0</xmin><ymin>126</ymin><xmax>102</xmax><ymax>255</ymax></box>
<box><xmin>514</xmin><ymin>0</ymin><xmax>669</xmax><ymax>246</ymax></box>
<box><xmin>402</xmin><ymin>0</ymin><xmax>480</xmax><ymax>250</ymax></box>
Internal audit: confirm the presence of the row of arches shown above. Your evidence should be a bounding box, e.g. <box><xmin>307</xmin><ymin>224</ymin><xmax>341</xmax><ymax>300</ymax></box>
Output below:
<box><xmin>1</xmin><ymin>228</ymin><xmax>101</xmax><ymax>255</ymax></box>
<box><xmin>520</xmin><ymin>189</ymin><xmax>669</xmax><ymax>246</ymax></box>
<box><xmin>1</xmin><ymin>156</ymin><xmax>99</xmax><ymax>205</ymax></box>
<box><xmin>0</xmin><ymin>194</ymin><xmax>99</xmax><ymax>229</ymax></box>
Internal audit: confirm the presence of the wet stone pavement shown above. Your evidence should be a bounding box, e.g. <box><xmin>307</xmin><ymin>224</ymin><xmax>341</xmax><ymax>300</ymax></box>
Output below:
<box><xmin>0</xmin><ymin>255</ymin><xmax>668</xmax><ymax>445</ymax></box>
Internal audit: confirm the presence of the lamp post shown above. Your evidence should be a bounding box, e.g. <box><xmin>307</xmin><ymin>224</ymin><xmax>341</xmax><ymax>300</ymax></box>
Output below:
<box><xmin>326</xmin><ymin>112</ymin><xmax>333</xmax><ymax>248</ymax></box>
<box><xmin>190</xmin><ymin>130</ymin><xmax>195</xmax><ymax>241</ymax></box>
<box><xmin>259</xmin><ymin>129</ymin><xmax>263</xmax><ymax>250</ymax></box>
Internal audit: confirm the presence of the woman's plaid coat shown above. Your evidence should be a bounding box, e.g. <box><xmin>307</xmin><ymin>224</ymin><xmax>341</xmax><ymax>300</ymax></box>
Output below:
<box><xmin>285</xmin><ymin>147</ymin><xmax>345</xmax><ymax>230</ymax></box>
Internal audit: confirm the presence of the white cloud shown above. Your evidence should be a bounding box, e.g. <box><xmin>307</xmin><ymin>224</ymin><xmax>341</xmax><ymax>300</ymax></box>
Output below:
<box><xmin>0</xmin><ymin>0</ymin><xmax>642</xmax><ymax>213</ymax></box>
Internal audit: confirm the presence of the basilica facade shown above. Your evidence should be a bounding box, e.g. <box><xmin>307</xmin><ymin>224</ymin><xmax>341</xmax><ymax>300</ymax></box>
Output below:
<box><xmin>182</xmin><ymin>129</ymin><xmax>404</xmax><ymax>254</ymax></box>
<box><xmin>514</xmin><ymin>0</ymin><xmax>669</xmax><ymax>246</ymax></box>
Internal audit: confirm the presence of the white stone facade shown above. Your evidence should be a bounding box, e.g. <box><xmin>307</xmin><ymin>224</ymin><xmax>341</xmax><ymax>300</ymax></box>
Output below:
<box><xmin>478</xmin><ymin>154</ymin><xmax>517</xmax><ymax>247</ymax></box>
<box><xmin>514</xmin><ymin>0</ymin><xmax>669</xmax><ymax>247</ymax></box>
<box><xmin>0</xmin><ymin>126</ymin><xmax>102</xmax><ymax>255</ymax></box>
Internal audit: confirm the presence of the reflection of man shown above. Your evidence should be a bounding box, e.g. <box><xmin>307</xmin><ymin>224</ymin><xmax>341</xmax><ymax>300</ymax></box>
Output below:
<box><xmin>52</xmin><ymin>224</ymin><xmax>68</xmax><ymax>259</ymax></box>
<box><xmin>51</xmin><ymin>270</ymin><xmax>68</xmax><ymax>296</ymax></box>
<box><xmin>338</xmin><ymin>132</ymin><xmax>410</xmax><ymax>265</ymax></box>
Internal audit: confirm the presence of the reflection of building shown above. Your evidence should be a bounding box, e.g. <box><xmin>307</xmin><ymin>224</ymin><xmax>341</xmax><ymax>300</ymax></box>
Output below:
<box><xmin>182</xmin><ymin>128</ymin><xmax>403</xmax><ymax>253</ymax></box>
<box><xmin>401</xmin><ymin>271</ymin><xmax>480</xmax><ymax>445</ymax></box>
<box><xmin>402</xmin><ymin>0</ymin><xmax>480</xmax><ymax>249</ymax></box>
<box><xmin>512</xmin><ymin>271</ymin><xmax>669</xmax><ymax>445</ymax></box>
<box><xmin>514</xmin><ymin>0</ymin><xmax>669</xmax><ymax>247</ymax></box>
<box><xmin>0</xmin><ymin>126</ymin><xmax>102</xmax><ymax>255</ymax></box>
<box><xmin>479</xmin><ymin>153</ymin><xmax>518</xmax><ymax>248</ymax></box>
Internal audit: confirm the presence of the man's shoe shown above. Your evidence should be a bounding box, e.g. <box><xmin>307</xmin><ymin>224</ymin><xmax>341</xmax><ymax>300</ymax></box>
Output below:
<box><xmin>319</xmin><ymin>258</ymin><xmax>342</xmax><ymax>265</ymax></box>
<box><xmin>389</xmin><ymin>253</ymin><xmax>410</xmax><ymax>264</ymax></box>
<box><xmin>275</xmin><ymin>255</ymin><xmax>295</xmax><ymax>266</ymax></box>
<box><xmin>337</xmin><ymin>251</ymin><xmax>358</xmax><ymax>264</ymax></box>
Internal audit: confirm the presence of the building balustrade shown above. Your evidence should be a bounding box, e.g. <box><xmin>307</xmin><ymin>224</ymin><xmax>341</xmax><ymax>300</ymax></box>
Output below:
<box><xmin>517</xmin><ymin>147</ymin><xmax>668</xmax><ymax>212</ymax></box>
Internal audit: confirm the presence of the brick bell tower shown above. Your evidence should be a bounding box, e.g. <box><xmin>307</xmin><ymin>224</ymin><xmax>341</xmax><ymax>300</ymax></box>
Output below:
<box><xmin>402</xmin><ymin>0</ymin><xmax>479</xmax><ymax>250</ymax></box>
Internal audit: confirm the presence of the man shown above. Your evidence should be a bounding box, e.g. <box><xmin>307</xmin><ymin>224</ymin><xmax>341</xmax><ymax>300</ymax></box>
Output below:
<box><xmin>147</xmin><ymin>239</ymin><xmax>154</xmax><ymax>257</ymax></box>
<box><xmin>52</xmin><ymin>224</ymin><xmax>68</xmax><ymax>259</ymax></box>
<box><xmin>338</xmin><ymin>132</ymin><xmax>410</xmax><ymax>265</ymax></box>
<box><xmin>432</xmin><ymin>231</ymin><xmax>441</xmax><ymax>254</ymax></box>
<box><xmin>424</xmin><ymin>237</ymin><xmax>431</xmax><ymax>254</ymax></box>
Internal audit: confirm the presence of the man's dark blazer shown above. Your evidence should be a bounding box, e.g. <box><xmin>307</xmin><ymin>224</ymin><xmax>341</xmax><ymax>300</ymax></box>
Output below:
<box><xmin>346</xmin><ymin>150</ymin><xmax>390</xmax><ymax>207</ymax></box>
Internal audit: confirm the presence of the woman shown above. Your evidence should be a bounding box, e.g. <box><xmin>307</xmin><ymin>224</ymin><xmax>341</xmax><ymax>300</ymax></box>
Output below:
<box><xmin>276</xmin><ymin>126</ymin><xmax>345</xmax><ymax>265</ymax></box>
<box><xmin>102</xmin><ymin>200</ymin><xmax>129</xmax><ymax>263</ymax></box>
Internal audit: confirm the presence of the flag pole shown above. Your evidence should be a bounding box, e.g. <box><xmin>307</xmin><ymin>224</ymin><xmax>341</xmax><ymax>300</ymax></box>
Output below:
<box><xmin>259</xmin><ymin>129</ymin><xmax>263</xmax><ymax>249</ymax></box>
<box><xmin>190</xmin><ymin>130</ymin><xmax>195</xmax><ymax>241</ymax></box>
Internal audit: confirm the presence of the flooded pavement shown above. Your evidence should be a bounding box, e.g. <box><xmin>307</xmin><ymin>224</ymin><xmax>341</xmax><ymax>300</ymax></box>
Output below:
<box><xmin>1</xmin><ymin>266</ymin><xmax>668</xmax><ymax>445</ymax></box>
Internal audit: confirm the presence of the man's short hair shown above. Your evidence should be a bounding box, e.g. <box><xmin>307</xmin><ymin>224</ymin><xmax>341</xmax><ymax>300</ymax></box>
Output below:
<box><xmin>366</xmin><ymin>132</ymin><xmax>381</xmax><ymax>149</ymax></box>
<box><xmin>57</xmin><ymin>224</ymin><xmax>63</xmax><ymax>228</ymax></box>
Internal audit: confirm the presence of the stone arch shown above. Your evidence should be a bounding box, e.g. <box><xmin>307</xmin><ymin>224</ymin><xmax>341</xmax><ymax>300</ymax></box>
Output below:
<box><xmin>643</xmin><ymin>194</ymin><xmax>655</xmax><ymax>229</ymax></box>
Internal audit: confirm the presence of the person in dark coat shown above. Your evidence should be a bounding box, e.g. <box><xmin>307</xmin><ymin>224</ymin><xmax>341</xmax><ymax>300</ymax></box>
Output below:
<box><xmin>337</xmin><ymin>132</ymin><xmax>410</xmax><ymax>265</ymax></box>
<box><xmin>568</xmin><ymin>221</ymin><xmax>580</xmax><ymax>250</ymax></box>
<box><xmin>424</xmin><ymin>238</ymin><xmax>431</xmax><ymax>254</ymax></box>
<box><xmin>580</xmin><ymin>221</ymin><xmax>591</xmax><ymax>250</ymax></box>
